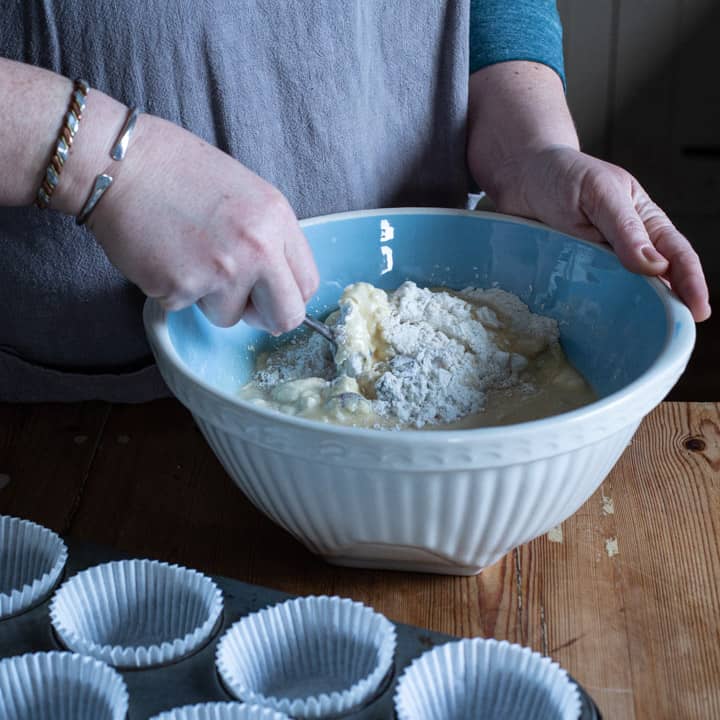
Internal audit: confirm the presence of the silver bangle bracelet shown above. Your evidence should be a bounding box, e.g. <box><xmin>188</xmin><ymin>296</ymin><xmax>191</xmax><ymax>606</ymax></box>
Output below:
<box><xmin>76</xmin><ymin>106</ymin><xmax>139</xmax><ymax>225</ymax></box>
<box><xmin>111</xmin><ymin>107</ymin><xmax>139</xmax><ymax>161</ymax></box>
<box><xmin>76</xmin><ymin>173</ymin><xmax>113</xmax><ymax>225</ymax></box>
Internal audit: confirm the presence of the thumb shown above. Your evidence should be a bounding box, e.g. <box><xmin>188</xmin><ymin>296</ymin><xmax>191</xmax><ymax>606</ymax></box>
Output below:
<box><xmin>580</xmin><ymin>171</ymin><xmax>669</xmax><ymax>275</ymax></box>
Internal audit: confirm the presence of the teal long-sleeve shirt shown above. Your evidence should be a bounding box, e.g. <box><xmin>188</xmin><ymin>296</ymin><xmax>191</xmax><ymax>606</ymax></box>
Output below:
<box><xmin>469</xmin><ymin>0</ymin><xmax>565</xmax><ymax>86</ymax></box>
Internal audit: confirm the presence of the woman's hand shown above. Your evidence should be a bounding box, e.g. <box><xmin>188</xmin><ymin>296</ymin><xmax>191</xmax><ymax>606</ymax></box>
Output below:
<box><xmin>0</xmin><ymin>62</ymin><xmax>317</xmax><ymax>333</ymax></box>
<box><xmin>85</xmin><ymin>114</ymin><xmax>318</xmax><ymax>333</ymax></box>
<box><xmin>488</xmin><ymin>145</ymin><xmax>711</xmax><ymax>322</ymax></box>
<box><xmin>467</xmin><ymin>61</ymin><xmax>711</xmax><ymax>323</ymax></box>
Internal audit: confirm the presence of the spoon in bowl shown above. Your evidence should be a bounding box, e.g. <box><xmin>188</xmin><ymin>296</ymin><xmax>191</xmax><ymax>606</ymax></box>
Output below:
<box><xmin>303</xmin><ymin>316</ymin><xmax>337</xmax><ymax>351</ymax></box>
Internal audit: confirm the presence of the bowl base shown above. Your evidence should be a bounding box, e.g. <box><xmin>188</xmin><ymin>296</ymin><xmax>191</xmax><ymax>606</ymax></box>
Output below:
<box><xmin>324</xmin><ymin>555</ymin><xmax>483</xmax><ymax>576</ymax></box>
<box><xmin>321</xmin><ymin>543</ymin><xmax>497</xmax><ymax>576</ymax></box>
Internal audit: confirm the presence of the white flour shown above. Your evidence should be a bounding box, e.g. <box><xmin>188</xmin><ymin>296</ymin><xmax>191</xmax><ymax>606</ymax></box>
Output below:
<box><xmin>355</xmin><ymin>282</ymin><xmax>544</xmax><ymax>426</ymax></box>
<box><xmin>241</xmin><ymin>281</ymin><xmax>573</xmax><ymax>429</ymax></box>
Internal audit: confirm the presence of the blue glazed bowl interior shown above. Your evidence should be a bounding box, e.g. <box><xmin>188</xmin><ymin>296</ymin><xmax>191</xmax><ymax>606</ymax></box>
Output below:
<box><xmin>167</xmin><ymin>211</ymin><xmax>669</xmax><ymax>402</ymax></box>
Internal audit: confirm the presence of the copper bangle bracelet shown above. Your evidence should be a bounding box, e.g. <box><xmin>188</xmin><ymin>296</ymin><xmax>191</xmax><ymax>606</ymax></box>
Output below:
<box><xmin>35</xmin><ymin>79</ymin><xmax>90</xmax><ymax>209</ymax></box>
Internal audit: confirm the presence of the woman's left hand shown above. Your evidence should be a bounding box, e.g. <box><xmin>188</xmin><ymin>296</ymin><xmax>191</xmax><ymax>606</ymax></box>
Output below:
<box><xmin>489</xmin><ymin>144</ymin><xmax>711</xmax><ymax>322</ymax></box>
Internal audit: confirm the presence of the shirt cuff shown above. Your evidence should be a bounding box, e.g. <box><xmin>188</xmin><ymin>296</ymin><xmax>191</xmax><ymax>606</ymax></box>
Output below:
<box><xmin>469</xmin><ymin>0</ymin><xmax>566</xmax><ymax>89</ymax></box>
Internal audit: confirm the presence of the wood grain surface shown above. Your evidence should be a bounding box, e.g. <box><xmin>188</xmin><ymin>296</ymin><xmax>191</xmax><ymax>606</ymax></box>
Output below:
<box><xmin>1</xmin><ymin>401</ymin><xmax>718</xmax><ymax>719</ymax></box>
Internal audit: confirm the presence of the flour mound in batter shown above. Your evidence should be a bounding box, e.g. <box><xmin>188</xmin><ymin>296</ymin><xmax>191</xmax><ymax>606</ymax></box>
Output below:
<box><xmin>240</xmin><ymin>281</ymin><xmax>594</xmax><ymax>429</ymax></box>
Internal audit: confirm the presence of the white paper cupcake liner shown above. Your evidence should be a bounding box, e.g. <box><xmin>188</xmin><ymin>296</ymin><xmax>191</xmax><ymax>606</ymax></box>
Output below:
<box><xmin>149</xmin><ymin>703</ymin><xmax>290</xmax><ymax>720</ymax></box>
<box><xmin>49</xmin><ymin>559</ymin><xmax>223</xmax><ymax>668</ymax></box>
<box><xmin>394</xmin><ymin>638</ymin><xmax>581</xmax><ymax>720</ymax></box>
<box><xmin>0</xmin><ymin>651</ymin><xmax>128</xmax><ymax>720</ymax></box>
<box><xmin>0</xmin><ymin>515</ymin><xmax>68</xmax><ymax>619</ymax></box>
<box><xmin>216</xmin><ymin>595</ymin><xmax>397</xmax><ymax>718</ymax></box>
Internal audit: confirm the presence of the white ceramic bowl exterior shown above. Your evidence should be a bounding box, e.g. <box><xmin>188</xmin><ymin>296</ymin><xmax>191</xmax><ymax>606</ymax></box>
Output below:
<box><xmin>144</xmin><ymin>209</ymin><xmax>696</xmax><ymax>575</ymax></box>
<box><xmin>195</xmin><ymin>414</ymin><xmax>639</xmax><ymax>574</ymax></box>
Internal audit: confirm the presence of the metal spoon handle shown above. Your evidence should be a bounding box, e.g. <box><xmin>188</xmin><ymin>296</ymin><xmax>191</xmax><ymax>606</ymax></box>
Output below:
<box><xmin>303</xmin><ymin>316</ymin><xmax>336</xmax><ymax>350</ymax></box>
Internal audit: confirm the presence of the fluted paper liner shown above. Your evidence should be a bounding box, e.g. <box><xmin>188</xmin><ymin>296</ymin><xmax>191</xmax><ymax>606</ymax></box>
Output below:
<box><xmin>216</xmin><ymin>595</ymin><xmax>396</xmax><ymax>718</ymax></box>
<box><xmin>50</xmin><ymin>559</ymin><xmax>223</xmax><ymax>668</ymax></box>
<box><xmin>0</xmin><ymin>651</ymin><xmax>128</xmax><ymax>720</ymax></box>
<box><xmin>394</xmin><ymin>638</ymin><xmax>581</xmax><ymax>720</ymax></box>
<box><xmin>0</xmin><ymin>515</ymin><xmax>68</xmax><ymax>619</ymax></box>
<box><xmin>150</xmin><ymin>703</ymin><xmax>290</xmax><ymax>720</ymax></box>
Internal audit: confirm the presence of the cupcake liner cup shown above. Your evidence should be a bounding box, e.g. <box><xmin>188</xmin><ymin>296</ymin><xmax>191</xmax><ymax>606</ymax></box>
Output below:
<box><xmin>0</xmin><ymin>514</ymin><xmax>68</xmax><ymax>619</ymax></box>
<box><xmin>50</xmin><ymin>558</ymin><xmax>223</xmax><ymax>668</ymax></box>
<box><xmin>0</xmin><ymin>651</ymin><xmax>128</xmax><ymax>720</ymax></box>
<box><xmin>394</xmin><ymin>637</ymin><xmax>581</xmax><ymax>720</ymax></box>
<box><xmin>150</xmin><ymin>702</ymin><xmax>291</xmax><ymax>720</ymax></box>
<box><xmin>216</xmin><ymin>595</ymin><xmax>397</xmax><ymax>718</ymax></box>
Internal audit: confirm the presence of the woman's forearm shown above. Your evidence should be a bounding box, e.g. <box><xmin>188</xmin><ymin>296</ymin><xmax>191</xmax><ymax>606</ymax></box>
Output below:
<box><xmin>467</xmin><ymin>60</ymin><xmax>578</xmax><ymax>203</ymax></box>
<box><xmin>0</xmin><ymin>58</ymin><xmax>128</xmax><ymax>213</ymax></box>
<box><xmin>466</xmin><ymin>59</ymin><xmax>710</xmax><ymax>322</ymax></box>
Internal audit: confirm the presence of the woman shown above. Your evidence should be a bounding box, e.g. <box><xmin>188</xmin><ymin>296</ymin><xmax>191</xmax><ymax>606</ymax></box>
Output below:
<box><xmin>0</xmin><ymin>1</ymin><xmax>710</xmax><ymax>402</ymax></box>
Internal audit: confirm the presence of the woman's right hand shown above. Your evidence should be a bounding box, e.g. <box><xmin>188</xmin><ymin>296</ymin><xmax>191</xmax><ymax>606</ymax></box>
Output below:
<box><xmin>0</xmin><ymin>63</ymin><xmax>315</xmax><ymax>332</ymax></box>
<box><xmin>85</xmin><ymin>113</ymin><xmax>318</xmax><ymax>332</ymax></box>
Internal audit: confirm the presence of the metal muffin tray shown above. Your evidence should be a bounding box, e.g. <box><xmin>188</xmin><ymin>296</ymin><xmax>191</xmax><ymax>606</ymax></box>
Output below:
<box><xmin>0</xmin><ymin>539</ymin><xmax>601</xmax><ymax>719</ymax></box>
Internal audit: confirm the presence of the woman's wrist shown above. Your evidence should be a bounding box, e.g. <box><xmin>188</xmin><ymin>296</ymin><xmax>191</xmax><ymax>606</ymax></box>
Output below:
<box><xmin>467</xmin><ymin>61</ymin><xmax>579</xmax><ymax>203</ymax></box>
<box><xmin>81</xmin><ymin>112</ymin><xmax>161</xmax><ymax>235</ymax></box>
<box><xmin>0</xmin><ymin>60</ymin><xmax>72</xmax><ymax>206</ymax></box>
<box><xmin>0</xmin><ymin>59</ymin><xmax>132</xmax><ymax>215</ymax></box>
<box><xmin>51</xmin><ymin>88</ymin><xmax>131</xmax><ymax>217</ymax></box>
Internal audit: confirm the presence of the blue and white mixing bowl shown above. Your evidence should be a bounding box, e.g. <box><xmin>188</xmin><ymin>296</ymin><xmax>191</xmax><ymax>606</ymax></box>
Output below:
<box><xmin>144</xmin><ymin>209</ymin><xmax>694</xmax><ymax>574</ymax></box>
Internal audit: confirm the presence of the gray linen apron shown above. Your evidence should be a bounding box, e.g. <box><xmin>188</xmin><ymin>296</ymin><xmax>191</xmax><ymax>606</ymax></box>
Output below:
<box><xmin>0</xmin><ymin>1</ymin><xmax>470</xmax><ymax>402</ymax></box>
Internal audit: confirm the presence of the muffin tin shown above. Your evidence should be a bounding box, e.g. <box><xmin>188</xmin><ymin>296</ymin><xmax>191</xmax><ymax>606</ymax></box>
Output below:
<box><xmin>216</xmin><ymin>595</ymin><xmax>397</xmax><ymax>717</ymax></box>
<box><xmin>0</xmin><ymin>515</ymin><xmax>67</xmax><ymax>620</ymax></box>
<box><xmin>0</xmin><ymin>534</ymin><xmax>602</xmax><ymax>719</ymax></box>
<box><xmin>394</xmin><ymin>638</ymin><xmax>582</xmax><ymax>720</ymax></box>
<box><xmin>50</xmin><ymin>559</ymin><xmax>223</xmax><ymax>669</ymax></box>
<box><xmin>149</xmin><ymin>704</ymin><xmax>291</xmax><ymax>720</ymax></box>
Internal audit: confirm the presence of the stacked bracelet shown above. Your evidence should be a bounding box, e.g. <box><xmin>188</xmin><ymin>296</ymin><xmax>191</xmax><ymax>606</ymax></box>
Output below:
<box><xmin>76</xmin><ymin>106</ymin><xmax>139</xmax><ymax>225</ymax></box>
<box><xmin>35</xmin><ymin>79</ymin><xmax>139</xmax><ymax>224</ymax></box>
<box><xmin>35</xmin><ymin>79</ymin><xmax>90</xmax><ymax>209</ymax></box>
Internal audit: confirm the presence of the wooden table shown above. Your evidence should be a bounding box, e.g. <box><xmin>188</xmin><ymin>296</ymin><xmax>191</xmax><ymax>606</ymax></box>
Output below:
<box><xmin>0</xmin><ymin>401</ymin><xmax>718</xmax><ymax>719</ymax></box>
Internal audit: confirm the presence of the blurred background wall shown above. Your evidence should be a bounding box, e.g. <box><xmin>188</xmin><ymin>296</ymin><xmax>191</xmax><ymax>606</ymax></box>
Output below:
<box><xmin>558</xmin><ymin>0</ymin><xmax>719</xmax><ymax>399</ymax></box>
